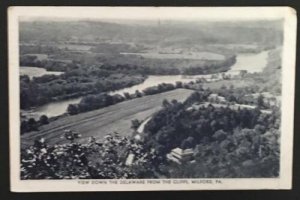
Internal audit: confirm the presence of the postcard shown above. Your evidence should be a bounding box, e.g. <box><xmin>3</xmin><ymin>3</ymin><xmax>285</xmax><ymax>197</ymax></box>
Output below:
<box><xmin>8</xmin><ymin>6</ymin><xmax>296</xmax><ymax>191</ymax></box>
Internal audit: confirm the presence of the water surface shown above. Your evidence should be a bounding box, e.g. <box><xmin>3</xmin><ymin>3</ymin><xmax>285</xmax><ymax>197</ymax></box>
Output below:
<box><xmin>20</xmin><ymin>66</ymin><xmax>64</xmax><ymax>79</ymax></box>
<box><xmin>21</xmin><ymin>51</ymin><xmax>270</xmax><ymax>118</ymax></box>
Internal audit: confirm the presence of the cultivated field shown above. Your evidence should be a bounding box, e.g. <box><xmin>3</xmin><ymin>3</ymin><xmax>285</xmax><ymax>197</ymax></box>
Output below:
<box><xmin>21</xmin><ymin>89</ymin><xmax>194</xmax><ymax>147</ymax></box>
<box><xmin>120</xmin><ymin>52</ymin><xmax>225</xmax><ymax>60</ymax></box>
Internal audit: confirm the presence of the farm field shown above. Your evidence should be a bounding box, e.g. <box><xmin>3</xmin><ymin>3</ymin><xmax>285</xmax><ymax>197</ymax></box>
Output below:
<box><xmin>21</xmin><ymin>89</ymin><xmax>194</xmax><ymax>147</ymax></box>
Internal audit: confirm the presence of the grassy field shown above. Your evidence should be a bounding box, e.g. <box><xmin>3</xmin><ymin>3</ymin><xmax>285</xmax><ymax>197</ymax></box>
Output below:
<box><xmin>120</xmin><ymin>52</ymin><xmax>225</xmax><ymax>60</ymax></box>
<box><xmin>201</xmin><ymin>79</ymin><xmax>253</xmax><ymax>90</ymax></box>
<box><xmin>21</xmin><ymin>89</ymin><xmax>194</xmax><ymax>147</ymax></box>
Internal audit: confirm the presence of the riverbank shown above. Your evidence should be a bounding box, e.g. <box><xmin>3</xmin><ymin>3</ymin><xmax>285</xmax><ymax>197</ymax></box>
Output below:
<box><xmin>20</xmin><ymin>49</ymin><xmax>273</xmax><ymax>120</ymax></box>
<box><xmin>21</xmin><ymin>89</ymin><xmax>194</xmax><ymax>147</ymax></box>
<box><xmin>20</xmin><ymin>66</ymin><xmax>64</xmax><ymax>79</ymax></box>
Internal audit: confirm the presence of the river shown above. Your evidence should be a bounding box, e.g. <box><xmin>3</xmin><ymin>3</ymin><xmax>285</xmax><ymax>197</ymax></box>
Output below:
<box><xmin>20</xmin><ymin>66</ymin><xmax>64</xmax><ymax>79</ymax></box>
<box><xmin>21</xmin><ymin>51</ymin><xmax>270</xmax><ymax>119</ymax></box>
<box><xmin>109</xmin><ymin>75</ymin><xmax>201</xmax><ymax>96</ymax></box>
<box><xmin>227</xmin><ymin>50</ymin><xmax>268</xmax><ymax>73</ymax></box>
<box><xmin>21</xmin><ymin>97</ymin><xmax>82</xmax><ymax>119</ymax></box>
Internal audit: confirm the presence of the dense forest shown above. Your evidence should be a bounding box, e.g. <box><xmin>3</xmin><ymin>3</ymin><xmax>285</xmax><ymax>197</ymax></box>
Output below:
<box><xmin>21</xmin><ymin>132</ymin><xmax>160</xmax><ymax>179</ymax></box>
<box><xmin>20</xmin><ymin>90</ymin><xmax>280</xmax><ymax>179</ymax></box>
<box><xmin>20</xmin><ymin>49</ymin><xmax>236</xmax><ymax>75</ymax></box>
<box><xmin>143</xmin><ymin>91</ymin><xmax>280</xmax><ymax>177</ymax></box>
<box><xmin>20</xmin><ymin>65</ymin><xmax>146</xmax><ymax>109</ymax></box>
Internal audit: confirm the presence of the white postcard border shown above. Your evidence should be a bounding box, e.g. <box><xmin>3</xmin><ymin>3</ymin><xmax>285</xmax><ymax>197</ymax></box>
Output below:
<box><xmin>8</xmin><ymin>6</ymin><xmax>297</xmax><ymax>192</ymax></box>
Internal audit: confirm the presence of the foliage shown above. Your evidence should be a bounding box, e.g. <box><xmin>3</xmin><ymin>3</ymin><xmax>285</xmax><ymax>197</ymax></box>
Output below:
<box><xmin>39</xmin><ymin>115</ymin><xmax>49</xmax><ymax>125</ymax></box>
<box><xmin>67</xmin><ymin>82</ymin><xmax>178</xmax><ymax>116</ymax></box>
<box><xmin>21</xmin><ymin>116</ymin><xmax>50</xmax><ymax>134</ymax></box>
<box><xmin>143</xmin><ymin>91</ymin><xmax>280</xmax><ymax>178</ymax></box>
<box><xmin>21</xmin><ymin>132</ymin><xmax>160</xmax><ymax>179</ymax></box>
<box><xmin>143</xmin><ymin>83</ymin><xmax>176</xmax><ymax>96</ymax></box>
<box><xmin>20</xmin><ymin>66</ymin><xmax>146</xmax><ymax>109</ymax></box>
<box><xmin>182</xmin><ymin>55</ymin><xmax>236</xmax><ymax>75</ymax></box>
<box><xmin>131</xmin><ymin>119</ymin><xmax>141</xmax><ymax>131</ymax></box>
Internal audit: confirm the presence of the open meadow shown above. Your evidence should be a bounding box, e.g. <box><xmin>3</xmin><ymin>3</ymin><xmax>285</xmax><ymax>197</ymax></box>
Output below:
<box><xmin>21</xmin><ymin>89</ymin><xmax>194</xmax><ymax>147</ymax></box>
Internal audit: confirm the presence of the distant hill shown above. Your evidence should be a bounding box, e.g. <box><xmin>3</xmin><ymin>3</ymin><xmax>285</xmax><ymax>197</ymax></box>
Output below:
<box><xmin>19</xmin><ymin>19</ymin><xmax>283</xmax><ymax>47</ymax></box>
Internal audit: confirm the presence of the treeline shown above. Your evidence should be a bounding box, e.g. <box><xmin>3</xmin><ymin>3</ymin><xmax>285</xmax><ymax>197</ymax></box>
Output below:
<box><xmin>182</xmin><ymin>55</ymin><xmax>236</xmax><ymax>75</ymax></box>
<box><xmin>67</xmin><ymin>82</ymin><xmax>184</xmax><ymax>115</ymax></box>
<box><xmin>20</xmin><ymin>44</ymin><xmax>237</xmax><ymax>76</ymax></box>
<box><xmin>143</xmin><ymin>91</ymin><xmax>280</xmax><ymax>177</ymax></box>
<box><xmin>20</xmin><ymin>66</ymin><xmax>146</xmax><ymax>109</ymax></box>
<box><xmin>99</xmin><ymin>64</ymin><xmax>181</xmax><ymax>75</ymax></box>
<box><xmin>96</xmin><ymin>54</ymin><xmax>236</xmax><ymax>75</ymax></box>
<box><xmin>21</xmin><ymin>115</ymin><xmax>49</xmax><ymax>134</ymax></box>
<box><xmin>20</xmin><ymin>55</ymin><xmax>74</xmax><ymax>72</ymax></box>
<box><xmin>21</xmin><ymin>53</ymin><xmax>236</xmax><ymax>76</ymax></box>
<box><xmin>67</xmin><ymin>93</ymin><xmax>124</xmax><ymax>115</ymax></box>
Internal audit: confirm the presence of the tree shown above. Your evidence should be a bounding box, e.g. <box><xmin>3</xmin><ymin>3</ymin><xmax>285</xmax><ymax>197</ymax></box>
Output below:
<box><xmin>131</xmin><ymin>119</ymin><xmax>141</xmax><ymax>131</ymax></box>
<box><xmin>27</xmin><ymin>118</ymin><xmax>38</xmax><ymax>131</ymax></box>
<box><xmin>257</xmin><ymin>94</ymin><xmax>265</xmax><ymax>109</ymax></box>
<box><xmin>180</xmin><ymin>136</ymin><xmax>195</xmax><ymax>149</ymax></box>
<box><xmin>212</xmin><ymin>129</ymin><xmax>227</xmax><ymax>142</ymax></box>
<box><xmin>227</xmin><ymin>94</ymin><xmax>236</xmax><ymax>102</ymax></box>
<box><xmin>185</xmin><ymin>92</ymin><xmax>203</xmax><ymax>106</ymax></box>
<box><xmin>123</xmin><ymin>92</ymin><xmax>131</xmax><ymax>99</ymax></box>
<box><xmin>67</xmin><ymin>104</ymin><xmax>78</xmax><ymax>115</ymax></box>
<box><xmin>112</xmin><ymin>94</ymin><xmax>125</xmax><ymax>103</ymax></box>
<box><xmin>162</xmin><ymin>99</ymin><xmax>171</xmax><ymax>108</ymax></box>
<box><xmin>135</xmin><ymin>90</ymin><xmax>142</xmax><ymax>98</ymax></box>
<box><xmin>21</xmin><ymin>121</ymin><xmax>29</xmax><ymax>134</ymax></box>
<box><xmin>171</xmin><ymin>99</ymin><xmax>178</xmax><ymax>105</ymax></box>
<box><xmin>175</xmin><ymin>81</ymin><xmax>183</xmax><ymax>88</ymax></box>
<box><xmin>39</xmin><ymin>115</ymin><xmax>49</xmax><ymax>125</ymax></box>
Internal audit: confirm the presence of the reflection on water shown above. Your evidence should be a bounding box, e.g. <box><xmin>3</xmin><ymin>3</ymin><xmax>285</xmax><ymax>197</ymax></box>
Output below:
<box><xmin>228</xmin><ymin>51</ymin><xmax>269</xmax><ymax>73</ymax></box>
<box><xmin>20</xmin><ymin>66</ymin><xmax>64</xmax><ymax>79</ymax></box>
<box><xmin>22</xmin><ymin>97</ymin><xmax>82</xmax><ymax>119</ymax></box>
<box><xmin>21</xmin><ymin>51</ymin><xmax>269</xmax><ymax>118</ymax></box>
<box><xmin>109</xmin><ymin>75</ymin><xmax>199</xmax><ymax>95</ymax></box>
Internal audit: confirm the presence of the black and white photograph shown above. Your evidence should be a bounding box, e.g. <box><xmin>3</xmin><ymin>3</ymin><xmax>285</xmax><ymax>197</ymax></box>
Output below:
<box><xmin>8</xmin><ymin>7</ymin><xmax>296</xmax><ymax>191</ymax></box>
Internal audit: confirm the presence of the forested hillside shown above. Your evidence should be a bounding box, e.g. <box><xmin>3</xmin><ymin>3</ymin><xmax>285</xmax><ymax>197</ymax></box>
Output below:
<box><xmin>143</xmin><ymin>91</ymin><xmax>280</xmax><ymax>178</ymax></box>
<box><xmin>20</xmin><ymin>90</ymin><xmax>280</xmax><ymax>179</ymax></box>
<box><xmin>20</xmin><ymin>20</ymin><xmax>283</xmax><ymax>47</ymax></box>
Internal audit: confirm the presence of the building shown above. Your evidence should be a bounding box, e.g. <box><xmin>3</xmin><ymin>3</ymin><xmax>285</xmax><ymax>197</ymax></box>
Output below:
<box><xmin>246</xmin><ymin>92</ymin><xmax>281</xmax><ymax>107</ymax></box>
<box><xmin>166</xmin><ymin>148</ymin><xmax>194</xmax><ymax>164</ymax></box>
<box><xmin>208</xmin><ymin>93</ymin><xmax>226</xmax><ymax>104</ymax></box>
